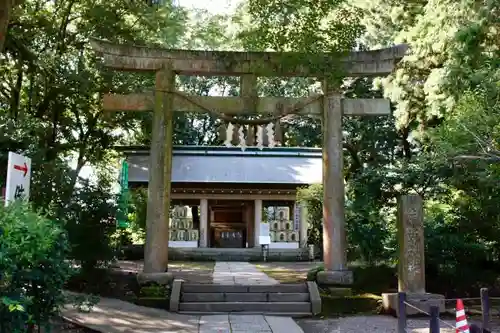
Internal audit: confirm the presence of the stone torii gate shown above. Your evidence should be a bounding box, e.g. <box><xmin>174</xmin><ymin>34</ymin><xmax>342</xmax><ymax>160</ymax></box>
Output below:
<box><xmin>90</xmin><ymin>39</ymin><xmax>407</xmax><ymax>287</ymax></box>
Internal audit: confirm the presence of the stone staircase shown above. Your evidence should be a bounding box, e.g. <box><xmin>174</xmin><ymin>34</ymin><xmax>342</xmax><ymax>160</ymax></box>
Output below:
<box><xmin>170</xmin><ymin>281</ymin><xmax>322</xmax><ymax>317</ymax></box>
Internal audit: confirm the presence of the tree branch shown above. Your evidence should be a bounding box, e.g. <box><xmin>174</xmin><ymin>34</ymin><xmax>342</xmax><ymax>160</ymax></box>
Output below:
<box><xmin>454</xmin><ymin>155</ymin><xmax>500</xmax><ymax>162</ymax></box>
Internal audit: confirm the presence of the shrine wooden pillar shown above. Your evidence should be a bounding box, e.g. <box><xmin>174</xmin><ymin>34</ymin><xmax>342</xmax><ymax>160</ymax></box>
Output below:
<box><xmin>254</xmin><ymin>199</ymin><xmax>263</xmax><ymax>247</ymax></box>
<box><xmin>199</xmin><ymin>198</ymin><xmax>209</xmax><ymax>248</ymax></box>
<box><xmin>299</xmin><ymin>203</ymin><xmax>308</xmax><ymax>248</ymax></box>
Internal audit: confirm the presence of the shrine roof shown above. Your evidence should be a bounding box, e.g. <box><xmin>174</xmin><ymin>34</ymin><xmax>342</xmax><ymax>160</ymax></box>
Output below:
<box><xmin>117</xmin><ymin>145</ymin><xmax>322</xmax><ymax>185</ymax></box>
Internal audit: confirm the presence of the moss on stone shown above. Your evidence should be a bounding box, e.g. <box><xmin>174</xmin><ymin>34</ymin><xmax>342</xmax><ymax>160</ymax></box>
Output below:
<box><xmin>307</xmin><ymin>263</ymin><xmax>397</xmax><ymax>294</ymax></box>
<box><xmin>320</xmin><ymin>293</ymin><xmax>382</xmax><ymax>317</ymax></box>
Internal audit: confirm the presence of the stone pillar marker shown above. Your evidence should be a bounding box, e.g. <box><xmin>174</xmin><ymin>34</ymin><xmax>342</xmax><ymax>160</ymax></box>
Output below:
<box><xmin>397</xmin><ymin>194</ymin><xmax>425</xmax><ymax>293</ymax></box>
<box><xmin>199</xmin><ymin>199</ymin><xmax>208</xmax><ymax>248</ymax></box>
<box><xmin>382</xmin><ymin>194</ymin><xmax>444</xmax><ymax>315</ymax></box>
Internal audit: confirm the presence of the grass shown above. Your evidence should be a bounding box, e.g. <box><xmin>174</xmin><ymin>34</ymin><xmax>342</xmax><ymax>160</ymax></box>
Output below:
<box><xmin>256</xmin><ymin>266</ymin><xmax>306</xmax><ymax>283</ymax></box>
<box><xmin>320</xmin><ymin>292</ymin><xmax>382</xmax><ymax>317</ymax></box>
<box><xmin>316</xmin><ymin>264</ymin><xmax>396</xmax><ymax>317</ymax></box>
<box><xmin>168</xmin><ymin>261</ymin><xmax>215</xmax><ymax>284</ymax></box>
<box><xmin>255</xmin><ymin>262</ymin><xmax>316</xmax><ymax>283</ymax></box>
<box><xmin>255</xmin><ymin>262</ymin><xmax>395</xmax><ymax>317</ymax></box>
<box><xmin>169</xmin><ymin>261</ymin><xmax>215</xmax><ymax>271</ymax></box>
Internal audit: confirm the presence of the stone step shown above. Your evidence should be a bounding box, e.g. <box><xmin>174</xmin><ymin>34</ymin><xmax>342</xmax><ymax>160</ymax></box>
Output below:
<box><xmin>179</xmin><ymin>311</ymin><xmax>312</xmax><ymax>317</ymax></box>
<box><xmin>181</xmin><ymin>292</ymin><xmax>310</xmax><ymax>303</ymax></box>
<box><xmin>179</xmin><ymin>301</ymin><xmax>311</xmax><ymax>313</ymax></box>
<box><xmin>181</xmin><ymin>283</ymin><xmax>308</xmax><ymax>294</ymax></box>
<box><xmin>121</xmin><ymin>245</ymin><xmax>318</xmax><ymax>261</ymax></box>
<box><xmin>269</xmin><ymin>292</ymin><xmax>310</xmax><ymax>302</ymax></box>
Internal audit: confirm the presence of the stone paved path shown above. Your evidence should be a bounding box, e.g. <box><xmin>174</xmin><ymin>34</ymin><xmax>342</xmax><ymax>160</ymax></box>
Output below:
<box><xmin>213</xmin><ymin>261</ymin><xmax>279</xmax><ymax>285</ymax></box>
<box><xmin>296</xmin><ymin>316</ymin><xmax>500</xmax><ymax>333</ymax></box>
<box><xmin>61</xmin><ymin>262</ymin><xmax>302</xmax><ymax>333</ymax></box>
<box><xmin>62</xmin><ymin>295</ymin><xmax>304</xmax><ymax>333</ymax></box>
<box><xmin>199</xmin><ymin>314</ymin><xmax>303</xmax><ymax>333</ymax></box>
<box><xmin>62</xmin><ymin>295</ymin><xmax>200</xmax><ymax>333</ymax></box>
<box><xmin>206</xmin><ymin>262</ymin><xmax>302</xmax><ymax>332</ymax></box>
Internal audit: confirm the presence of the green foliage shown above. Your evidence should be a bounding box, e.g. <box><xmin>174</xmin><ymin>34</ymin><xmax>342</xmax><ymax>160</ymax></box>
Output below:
<box><xmin>242</xmin><ymin>0</ymin><xmax>362</xmax><ymax>53</ymax></box>
<box><xmin>139</xmin><ymin>285</ymin><xmax>170</xmax><ymax>298</ymax></box>
<box><xmin>297</xmin><ymin>184</ymin><xmax>323</xmax><ymax>248</ymax></box>
<box><xmin>431</xmin><ymin>87</ymin><xmax>500</xmax><ymax>163</ymax></box>
<box><xmin>307</xmin><ymin>263</ymin><xmax>396</xmax><ymax>294</ymax></box>
<box><xmin>0</xmin><ymin>202</ymin><xmax>72</xmax><ymax>332</ymax></box>
<box><xmin>351</xmin><ymin>0</ymin><xmax>424</xmax><ymax>48</ymax></box>
<box><xmin>62</xmin><ymin>183</ymin><xmax>118</xmax><ymax>273</ymax></box>
<box><xmin>298</xmin><ymin>182</ymin><xmax>393</xmax><ymax>264</ymax></box>
<box><xmin>354</xmin><ymin>0</ymin><xmax>500</xmax><ymax>133</ymax></box>
<box><xmin>306</xmin><ymin>264</ymin><xmax>325</xmax><ymax>281</ymax></box>
<box><xmin>320</xmin><ymin>294</ymin><xmax>381</xmax><ymax>316</ymax></box>
<box><xmin>128</xmin><ymin>187</ymin><xmax>148</xmax><ymax>235</ymax></box>
<box><xmin>239</xmin><ymin>0</ymin><xmax>363</xmax><ymax>83</ymax></box>
<box><xmin>0</xmin><ymin>0</ymin><xmax>237</xmax><ymax>278</ymax></box>
<box><xmin>425</xmin><ymin>203</ymin><xmax>489</xmax><ymax>270</ymax></box>
<box><xmin>423</xmin><ymin>198</ymin><xmax>500</xmax><ymax>295</ymax></box>
<box><xmin>68</xmin><ymin>294</ymin><xmax>100</xmax><ymax>313</ymax></box>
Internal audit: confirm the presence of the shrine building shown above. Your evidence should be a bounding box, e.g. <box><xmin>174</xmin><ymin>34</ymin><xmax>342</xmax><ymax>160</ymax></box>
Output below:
<box><xmin>120</xmin><ymin>145</ymin><xmax>321</xmax><ymax>258</ymax></box>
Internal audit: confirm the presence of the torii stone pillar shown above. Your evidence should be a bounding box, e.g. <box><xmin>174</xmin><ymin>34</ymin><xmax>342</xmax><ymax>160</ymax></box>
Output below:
<box><xmin>142</xmin><ymin>65</ymin><xmax>175</xmax><ymax>274</ymax></box>
<box><xmin>136</xmin><ymin>65</ymin><xmax>176</xmax><ymax>285</ymax></box>
<box><xmin>316</xmin><ymin>83</ymin><xmax>353</xmax><ymax>290</ymax></box>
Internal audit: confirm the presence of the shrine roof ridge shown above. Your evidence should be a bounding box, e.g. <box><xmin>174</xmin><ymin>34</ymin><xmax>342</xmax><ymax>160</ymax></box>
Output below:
<box><xmin>115</xmin><ymin>145</ymin><xmax>322</xmax><ymax>158</ymax></box>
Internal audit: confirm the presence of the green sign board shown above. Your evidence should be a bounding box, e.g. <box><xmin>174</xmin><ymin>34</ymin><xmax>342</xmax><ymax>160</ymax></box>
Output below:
<box><xmin>117</xmin><ymin>160</ymin><xmax>129</xmax><ymax>228</ymax></box>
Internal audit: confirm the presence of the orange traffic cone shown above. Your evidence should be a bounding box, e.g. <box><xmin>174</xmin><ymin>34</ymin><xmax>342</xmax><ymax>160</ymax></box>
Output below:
<box><xmin>456</xmin><ymin>299</ymin><xmax>470</xmax><ymax>333</ymax></box>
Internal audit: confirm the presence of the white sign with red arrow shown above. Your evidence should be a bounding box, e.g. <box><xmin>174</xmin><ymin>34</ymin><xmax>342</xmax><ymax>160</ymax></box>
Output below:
<box><xmin>5</xmin><ymin>152</ymin><xmax>31</xmax><ymax>206</ymax></box>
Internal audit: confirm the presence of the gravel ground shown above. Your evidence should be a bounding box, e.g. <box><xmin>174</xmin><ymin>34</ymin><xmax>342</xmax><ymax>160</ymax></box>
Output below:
<box><xmin>296</xmin><ymin>315</ymin><xmax>500</xmax><ymax>333</ymax></box>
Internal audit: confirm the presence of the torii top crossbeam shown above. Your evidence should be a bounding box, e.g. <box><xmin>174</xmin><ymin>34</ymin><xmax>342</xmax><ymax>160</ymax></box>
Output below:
<box><xmin>90</xmin><ymin>38</ymin><xmax>407</xmax><ymax>77</ymax></box>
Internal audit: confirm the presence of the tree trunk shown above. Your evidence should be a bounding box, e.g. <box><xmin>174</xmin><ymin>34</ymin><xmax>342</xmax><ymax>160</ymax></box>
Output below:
<box><xmin>10</xmin><ymin>59</ymin><xmax>23</xmax><ymax>119</ymax></box>
<box><xmin>0</xmin><ymin>0</ymin><xmax>22</xmax><ymax>52</ymax></box>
